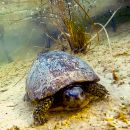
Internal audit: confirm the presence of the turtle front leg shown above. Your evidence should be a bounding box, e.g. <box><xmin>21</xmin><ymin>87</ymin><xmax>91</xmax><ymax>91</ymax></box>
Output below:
<box><xmin>86</xmin><ymin>83</ymin><xmax>109</xmax><ymax>98</ymax></box>
<box><xmin>33</xmin><ymin>96</ymin><xmax>54</xmax><ymax>125</ymax></box>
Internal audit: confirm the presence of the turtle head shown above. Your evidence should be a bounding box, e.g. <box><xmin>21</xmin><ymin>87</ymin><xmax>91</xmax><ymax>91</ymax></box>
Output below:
<box><xmin>63</xmin><ymin>85</ymin><xmax>86</xmax><ymax>109</ymax></box>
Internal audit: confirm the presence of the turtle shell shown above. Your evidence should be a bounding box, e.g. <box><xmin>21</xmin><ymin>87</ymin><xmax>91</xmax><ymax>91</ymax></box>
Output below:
<box><xmin>26</xmin><ymin>51</ymin><xmax>100</xmax><ymax>101</ymax></box>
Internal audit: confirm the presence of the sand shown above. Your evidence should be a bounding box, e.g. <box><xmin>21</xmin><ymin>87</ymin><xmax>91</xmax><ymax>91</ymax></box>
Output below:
<box><xmin>0</xmin><ymin>24</ymin><xmax>130</xmax><ymax>130</ymax></box>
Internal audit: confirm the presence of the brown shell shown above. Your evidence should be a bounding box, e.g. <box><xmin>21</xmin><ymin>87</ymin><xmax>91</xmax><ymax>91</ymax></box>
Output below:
<box><xmin>26</xmin><ymin>51</ymin><xmax>100</xmax><ymax>101</ymax></box>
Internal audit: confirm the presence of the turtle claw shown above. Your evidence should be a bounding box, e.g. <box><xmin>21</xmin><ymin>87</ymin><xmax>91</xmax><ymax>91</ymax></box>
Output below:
<box><xmin>34</xmin><ymin>116</ymin><xmax>48</xmax><ymax>125</ymax></box>
<box><xmin>33</xmin><ymin>109</ymin><xmax>48</xmax><ymax>125</ymax></box>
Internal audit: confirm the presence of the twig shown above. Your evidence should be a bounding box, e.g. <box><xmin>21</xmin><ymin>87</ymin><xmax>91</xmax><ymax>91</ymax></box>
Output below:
<box><xmin>94</xmin><ymin>22</ymin><xmax>119</xmax><ymax>81</ymax></box>
<box><xmin>81</xmin><ymin>6</ymin><xmax>122</xmax><ymax>50</ymax></box>
<box><xmin>73</xmin><ymin>0</ymin><xmax>94</xmax><ymax>24</ymax></box>
<box><xmin>94</xmin><ymin>23</ymin><xmax>113</xmax><ymax>60</ymax></box>
<box><xmin>12</xmin><ymin>72</ymin><xmax>27</xmax><ymax>88</ymax></box>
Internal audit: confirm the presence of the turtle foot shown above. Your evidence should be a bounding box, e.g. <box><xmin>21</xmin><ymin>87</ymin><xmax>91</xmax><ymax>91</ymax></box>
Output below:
<box><xmin>33</xmin><ymin>97</ymin><xmax>54</xmax><ymax>125</ymax></box>
<box><xmin>86</xmin><ymin>83</ymin><xmax>109</xmax><ymax>99</ymax></box>
<box><xmin>33</xmin><ymin>115</ymin><xmax>48</xmax><ymax>125</ymax></box>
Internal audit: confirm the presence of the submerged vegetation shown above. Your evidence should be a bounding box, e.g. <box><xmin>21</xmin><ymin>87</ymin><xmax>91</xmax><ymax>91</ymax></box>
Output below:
<box><xmin>46</xmin><ymin>0</ymin><xmax>97</xmax><ymax>53</ymax></box>
<box><xmin>37</xmin><ymin>0</ymin><xmax>126</xmax><ymax>55</ymax></box>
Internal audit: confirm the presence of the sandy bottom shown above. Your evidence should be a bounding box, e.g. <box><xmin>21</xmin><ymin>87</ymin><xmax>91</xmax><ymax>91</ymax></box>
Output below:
<box><xmin>0</xmin><ymin>25</ymin><xmax>130</xmax><ymax>130</ymax></box>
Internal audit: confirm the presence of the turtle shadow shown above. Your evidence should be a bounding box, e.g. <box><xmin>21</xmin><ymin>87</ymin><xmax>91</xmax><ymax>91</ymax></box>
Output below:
<box><xmin>24</xmin><ymin>95</ymin><xmax>110</xmax><ymax>127</ymax></box>
<box><xmin>47</xmin><ymin>96</ymin><xmax>110</xmax><ymax>122</ymax></box>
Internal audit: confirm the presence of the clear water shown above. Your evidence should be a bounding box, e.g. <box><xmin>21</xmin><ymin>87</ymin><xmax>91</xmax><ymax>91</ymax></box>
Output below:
<box><xmin>0</xmin><ymin>1</ymin><xmax>49</xmax><ymax>65</ymax></box>
<box><xmin>0</xmin><ymin>0</ymin><xmax>129</xmax><ymax>65</ymax></box>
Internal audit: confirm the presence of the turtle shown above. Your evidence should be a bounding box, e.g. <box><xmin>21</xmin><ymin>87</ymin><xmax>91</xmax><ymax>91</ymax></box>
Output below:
<box><xmin>24</xmin><ymin>50</ymin><xmax>109</xmax><ymax>125</ymax></box>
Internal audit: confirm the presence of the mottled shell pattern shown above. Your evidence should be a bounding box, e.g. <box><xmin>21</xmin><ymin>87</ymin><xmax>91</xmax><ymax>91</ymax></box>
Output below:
<box><xmin>26</xmin><ymin>51</ymin><xmax>100</xmax><ymax>101</ymax></box>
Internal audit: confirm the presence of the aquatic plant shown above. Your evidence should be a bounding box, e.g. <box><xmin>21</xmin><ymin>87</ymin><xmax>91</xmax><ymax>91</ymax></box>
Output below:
<box><xmin>61</xmin><ymin>17</ymin><xmax>91</xmax><ymax>53</ymax></box>
<box><xmin>48</xmin><ymin>0</ymin><xmax>98</xmax><ymax>53</ymax></box>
